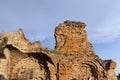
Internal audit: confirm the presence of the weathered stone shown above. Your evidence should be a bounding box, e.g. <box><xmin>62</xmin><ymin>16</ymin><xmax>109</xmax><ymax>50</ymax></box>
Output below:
<box><xmin>55</xmin><ymin>20</ymin><xmax>92</xmax><ymax>54</ymax></box>
<box><xmin>0</xmin><ymin>28</ymin><xmax>42</xmax><ymax>53</ymax></box>
<box><xmin>0</xmin><ymin>20</ymin><xmax>117</xmax><ymax>80</ymax></box>
<box><xmin>103</xmin><ymin>60</ymin><xmax>117</xmax><ymax>69</ymax></box>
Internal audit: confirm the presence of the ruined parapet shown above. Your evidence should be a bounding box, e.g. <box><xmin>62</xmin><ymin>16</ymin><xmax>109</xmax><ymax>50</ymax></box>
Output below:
<box><xmin>0</xmin><ymin>20</ymin><xmax>117</xmax><ymax>80</ymax></box>
<box><xmin>0</xmin><ymin>29</ymin><xmax>56</xmax><ymax>80</ymax></box>
<box><xmin>0</xmin><ymin>28</ymin><xmax>42</xmax><ymax>53</ymax></box>
<box><xmin>103</xmin><ymin>60</ymin><xmax>117</xmax><ymax>80</ymax></box>
<box><xmin>54</xmin><ymin>20</ymin><xmax>117</xmax><ymax>80</ymax></box>
<box><xmin>55</xmin><ymin>20</ymin><xmax>93</xmax><ymax>54</ymax></box>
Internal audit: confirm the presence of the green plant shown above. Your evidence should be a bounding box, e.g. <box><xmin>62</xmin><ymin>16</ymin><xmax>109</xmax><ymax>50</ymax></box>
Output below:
<box><xmin>44</xmin><ymin>47</ymin><xmax>62</xmax><ymax>54</ymax></box>
<box><xmin>53</xmin><ymin>49</ymin><xmax>62</xmax><ymax>54</ymax></box>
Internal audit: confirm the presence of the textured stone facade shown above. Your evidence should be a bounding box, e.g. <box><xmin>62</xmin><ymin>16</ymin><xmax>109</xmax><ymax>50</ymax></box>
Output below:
<box><xmin>0</xmin><ymin>21</ymin><xmax>117</xmax><ymax>80</ymax></box>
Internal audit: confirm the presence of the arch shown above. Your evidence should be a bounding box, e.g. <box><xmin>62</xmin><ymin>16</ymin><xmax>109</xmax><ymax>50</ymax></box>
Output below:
<box><xmin>82</xmin><ymin>62</ymin><xmax>98</xmax><ymax>80</ymax></box>
<box><xmin>28</xmin><ymin>53</ymin><xmax>55</xmax><ymax>79</ymax></box>
<box><xmin>28</xmin><ymin>53</ymin><xmax>55</xmax><ymax>66</ymax></box>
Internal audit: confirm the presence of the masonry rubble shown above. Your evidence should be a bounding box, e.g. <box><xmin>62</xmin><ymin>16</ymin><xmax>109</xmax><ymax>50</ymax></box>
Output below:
<box><xmin>0</xmin><ymin>20</ymin><xmax>117</xmax><ymax>80</ymax></box>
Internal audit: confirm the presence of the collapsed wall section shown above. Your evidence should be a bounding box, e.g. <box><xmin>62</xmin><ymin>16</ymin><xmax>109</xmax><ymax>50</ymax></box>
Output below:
<box><xmin>0</xmin><ymin>20</ymin><xmax>117</xmax><ymax>80</ymax></box>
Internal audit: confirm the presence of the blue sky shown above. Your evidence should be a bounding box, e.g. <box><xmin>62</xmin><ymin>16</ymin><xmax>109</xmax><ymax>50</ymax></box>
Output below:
<box><xmin>0</xmin><ymin>0</ymin><xmax>120</xmax><ymax>75</ymax></box>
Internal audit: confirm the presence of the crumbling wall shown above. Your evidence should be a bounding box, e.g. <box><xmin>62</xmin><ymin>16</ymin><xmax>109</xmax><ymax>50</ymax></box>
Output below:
<box><xmin>0</xmin><ymin>54</ymin><xmax>7</xmax><ymax>80</ymax></box>
<box><xmin>0</xmin><ymin>20</ymin><xmax>117</xmax><ymax>80</ymax></box>
<box><xmin>54</xmin><ymin>20</ymin><xmax>117</xmax><ymax>80</ymax></box>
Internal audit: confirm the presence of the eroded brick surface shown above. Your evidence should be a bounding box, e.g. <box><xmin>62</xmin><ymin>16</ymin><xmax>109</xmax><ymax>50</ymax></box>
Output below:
<box><xmin>0</xmin><ymin>21</ymin><xmax>117</xmax><ymax>80</ymax></box>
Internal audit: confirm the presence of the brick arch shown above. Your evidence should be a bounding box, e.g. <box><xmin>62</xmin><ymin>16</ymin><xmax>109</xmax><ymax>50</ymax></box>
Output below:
<box><xmin>82</xmin><ymin>63</ymin><xmax>98</xmax><ymax>80</ymax></box>
<box><xmin>28</xmin><ymin>53</ymin><xmax>56</xmax><ymax>79</ymax></box>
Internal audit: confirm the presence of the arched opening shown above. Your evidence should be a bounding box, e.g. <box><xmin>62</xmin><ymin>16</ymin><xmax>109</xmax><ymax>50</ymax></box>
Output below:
<box><xmin>0</xmin><ymin>53</ymin><xmax>7</xmax><ymax>80</ymax></box>
<box><xmin>28</xmin><ymin>53</ymin><xmax>55</xmax><ymax>80</ymax></box>
<box><xmin>81</xmin><ymin>63</ymin><xmax>98</xmax><ymax>80</ymax></box>
<box><xmin>1</xmin><ymin>44</ymin><xmax>56</xmax><ymax>80</ymax></box>
<box><xmin>11</xmin><ymin>52</ymin><xmax>56</xmax><ymax>80</ymax></box>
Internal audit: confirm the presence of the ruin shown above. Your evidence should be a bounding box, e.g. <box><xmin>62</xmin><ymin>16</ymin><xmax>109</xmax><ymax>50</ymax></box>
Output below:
<box><xmin>0</xmin><ymin>21</ymin><xmax>117</xmax><ymax>80</ymax></box>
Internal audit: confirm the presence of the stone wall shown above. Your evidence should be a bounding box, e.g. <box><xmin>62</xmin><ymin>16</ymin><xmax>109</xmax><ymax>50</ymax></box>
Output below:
<box><xmin>0</xmin><ymin>20</ymin><xmax>117</xmax><ymax>80</ymax></box>
<box><xmin>0</xmin><ymin>58</ymin><xmax>7</xmax><ymax>79</ymax></box>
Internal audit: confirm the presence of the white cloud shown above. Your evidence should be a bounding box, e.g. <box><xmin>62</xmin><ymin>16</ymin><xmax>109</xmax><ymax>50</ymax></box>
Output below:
<box><xmin>88</xmin><ymin>2</ymin><xmax>120</xmax><ymax>44</ymax></box>
<box><xmin>88</xmin><ymin>21</ymin><xmax>120</xmax><ymax>44</ymax></box>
